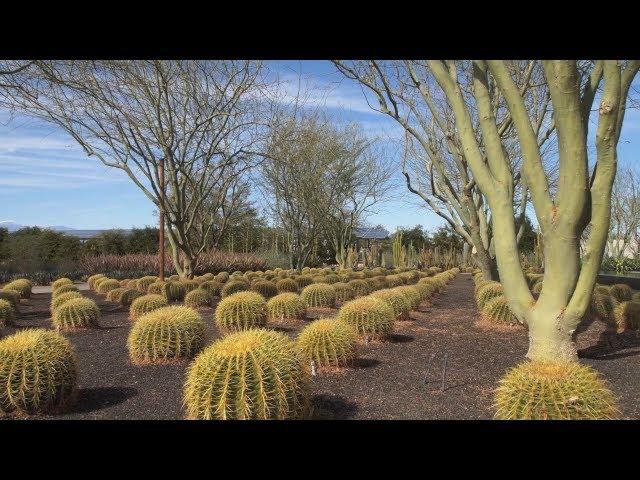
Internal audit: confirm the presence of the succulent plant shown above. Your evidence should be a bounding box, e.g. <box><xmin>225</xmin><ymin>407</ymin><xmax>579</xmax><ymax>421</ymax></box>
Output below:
<box><xmin>476</xmin><ymin>282</ymin><xmax>505</xmax><ymax>310</ymax></box>
<box><xmin>614</xmin><ymin>301</ymin><xmax>640</xmax><ymax>331</ymax></box>
<box><xmin>51</xmin><ymin>278</ymin><xmax>73</xmax><ymax>290</ymax></box>
<box><xmin>332</xmin><ymin>282</ymin><xmax>356</xmax><ymax>303</ymax></box>
<box><xmin>323</xmin><ymin>274</ymin><xmax>340</xmax><ymax>284</ymax></box>
<box><xmin>0</xmin><ymin>290</ymin><xmax>20</xmax><ymax>312</ymax></box>
<box><xmin>525</xmin><ymin>273</ymin><xmax>544</xmax><ymax>288</ymax></box>
<box><xmin>337</xmin><ymin>296</ymin><xmax>395</xmax><ymax>340</ymax></box>
<box><xmin>120</xmin><ymin>289</ymin><xmax>144</xmax><ymax>306</ymax></box>
<box><xmin>494</xmin><ymin>361</ymin><xmax>619</xmax><ymax>419</ymax></box>
<box><xmin>136</xmin><ymin>276</ymin><xmax>158</xmax><ymax>292</ymax></box>
<box><xmin>96</xmin><ymin>279</ymin><xmax>121</xmax><ymax>295</ymax></box>
<box><xmin>481</xmin><ymin>296</ymin><xmax>519</xmax><ymax>325</ymax></box>
<box><xmin>347</xmin><ymin>279</ymin><xmax>370</xmax><ymax>298</ymax></box>
<box><xmin>221</xmin><ymin>280</ymin><xmax>249</xmax><ymax>298</ymax></box>
<box><xmin>633</xmin><ymin>292</ymin><xmax>640</xmax><ymax>303</ymax></box>
<box><xmin>162</xmin><ymin>282</ymin><xmax>187</xmax><ymax>302</ymax></box>
<box><xmin>168</xmin><ymin>275</ymin><xmax>180</xmax><ymax>282</ymax></box>
<box><xmin>609</xmin><ymin>283</ymin><xmax>633</xmax><ymax>302</ymax></box>
<box><xmin>300</xmin><ymin>284</ymin><xmax>336</xmax><ymax>309</ymax></box>
<box><xmin>215</xmin><ymin>291</ymin><xmax>267</xmax><ymax>332</ymax></box>
<box><xmin>50</xmin><ymin>291</ymin><xmax>83</xmax><ymax>314</ymax></box>
<box><xmin>147</xmin><ymin>281</ymin><xmax>167</xmax><ymax>295</ymax></box>
<box><xmin>412</xmin><ymin>282</ymin><xmax>436</xmax><ymax>302</ymax></box>
<box><xmin>181</xmin><ymin>280</ymin><xmax>200</xmax><ymax>294</ymax></box>
<box><xmin>266</xmin><ymin>293</ymin><xmax>306</xmax><ymax>323</ymax></box>
<box><xmin>52</xmin><ymin>297</ymin><xmax>100</xmax><ymax>330</ymax></box>
<box><xmin>384</xmin><ymin>275</ymin><xmax>405</xmax><ymax>288</ymax></box>
<box><xmin>296</xmin><ymin>318</ymin><xmax>357</xmax><ymax>371</ymax></box>
<box><xmin>295</xmin><ymin>275</ymin><xmax>314</xmax><ymax>290</ymax></box>
<box><xmin>184</xmin><ymin>289</ymin><xmax>213</xmax><ymax>308</ymax></box>
<box><xmin>106</xmin><ymin>287</ymin><xmax>128</xmax><ymax>303</ymax></box>
<box><xmin>595</xmin><ymin>284</ymin><xmax>611</xmax><ymax>295</ymax></box>
<box><xmin>87</xmin><ymin>274</ymin><xmax>106</xmax><ymax>290</ymax></box>
<box><xmin>130</xmin><ymin>294</ymin><xmax>169</xmax><ymax>320</ymax></box>
<box><xmin>251</xmin><ymin>280</ymin><xmax>278</xmax><ymax>299</ymax></box>
<box><xmin>127</xmin><ymin>306</ymin><xmax>206</xmax><ymax>364</ymax></box>
<box><xmin>393</xmin><ymin>286</ymin><xmax>422</xmax><ymax>309</ymax></box>
<box><xmin>531</xmin><ymin>280</ymin><xmax>544</xmax><ymax>295</ymax></box>
<box><xmin>276</xmin><ymin>278</ymin><xmax>298</xmax><ymax>294</ymax></box>
<box><xmin>51</xmin><ymin>283</ymin><xmax>80</xmax><ymax>298</ymax></box>
<box><xmin>0</xmin><ymin>299</ymin><xmax>15</xmax><ymax>328</ymax></box>
<box><xmin>0</xmin><ymin>329</ymin><xmax>77</xmax><ymax>415</ymax></box>
<box><xmin>200</xmin><ymin>280</ymin><xmax>223</xmax><ymax>298</ymax></box>
<box><xmin>92</xmin><ymin>276</ymin><xmax>110</xmax><ymax>291</ymax></box>
<box><xmin>371</xmin><ymin>289</ymin><xmax>412</xmax><ymax>319</ymax></box>
<box><xmin>590</xmin><ymin>291</ymin><xmax>615</xmax><ymax>324</ymax></box>
<box><xmin>214</xmin><ymin>271</ymin><xmax>230</xmax><ymax>283</ymax></box>
<box><xmin>5</xmin><ymin>279</ymin><xmax>33</xmax><ymax>299</ymax></box>
<box><xmin>183</xmin><ymin>329</ymin><xmax>308</xmax><ymax>419</ymax></box>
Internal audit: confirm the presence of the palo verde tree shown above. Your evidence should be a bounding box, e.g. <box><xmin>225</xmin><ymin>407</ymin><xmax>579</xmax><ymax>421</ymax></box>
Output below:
<box><xmin>0</xmin><ymin>60</ymin><xmax>277</xmax><ymax>278</ymax></box>
<box><xmin>333</xmin><ymin>60</ymin><xmax>556</xmax><ymax>280</ymax></box>
<box><xmin>384</xmin><ymin>59</ymin><xmax>638</xmax><ymax>362</ymax></box>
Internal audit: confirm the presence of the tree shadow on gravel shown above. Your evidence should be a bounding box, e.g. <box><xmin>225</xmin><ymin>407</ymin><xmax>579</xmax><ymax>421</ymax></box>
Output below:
<box><xmin>578</xmin><ymin>330</ymin><xmax>640</xmax><ymax>360</ymax></box>
<box><xmin>351</xmin><ymin>357</ymin><xmax>380</xmax><ymax>369</ymax></box>
<box><xmin>387</xmin><ymin>333</ymin><xmax>414</xmax><ymax>343</ymax></box>
<box><xmin>68</xmin><ymin>387</ymin><xmax>138</xmax><ymax>414</ymax></box>
<box><xmin>310</xmin><ymin>394</ymin><xmax>358</xmax><ymax>419</ymax></box>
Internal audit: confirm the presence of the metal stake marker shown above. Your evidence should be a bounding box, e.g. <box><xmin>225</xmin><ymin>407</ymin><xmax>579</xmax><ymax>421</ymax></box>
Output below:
<box><xmin>441</xmin><ymin>353</ymin><xmax>448</xmax><ymax>392</ymax></box>
<box><xmin>423</xmin><ymin>353</ymin><xmax>437</xmax><ymax>385</ymax></box>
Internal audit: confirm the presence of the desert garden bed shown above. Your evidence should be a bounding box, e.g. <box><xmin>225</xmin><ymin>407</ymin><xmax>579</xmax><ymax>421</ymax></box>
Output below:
<box><xmin>3</xmin><ymin>273</ymin><xmax>639</xmax><ymax>420</ymax></box>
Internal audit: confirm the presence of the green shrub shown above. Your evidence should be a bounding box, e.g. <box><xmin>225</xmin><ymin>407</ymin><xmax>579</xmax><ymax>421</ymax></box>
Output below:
<box><xmin>301</xmin><ymin>284</ymin><xmax>336</xmax><ymax>309</ymax></box>
<box><xmin>614</xmin><ymin>301</ymin><xmax>640</xmax><ymax>331</ymax></box>
<box><xmin>481</xmin><ymin>296</ymin><xmax>519</xmax><ymax>325</ymax></box>
<box><xmin>183</xmin><ymin>329</ymin><xmax>308</xmax><ymax>419</ymax></box>
<box><xmin>251</xmin><ymin>280</ymin><xmax>278</xmax><ymax>299</ymax></box>
<box><xmin>184</xmin><ymin>289</ymin><xmax>213</xmax><ymax>308</ymax></box>
<box><xmin>371</xmin><ymin>289</ymin><xmax>412</xmax><ymax>319</ymax></box>
<box><xmin>215</xmin><ymin>291</ymin><xmax>267</xmax><ymax>333</ymax></box>
<box><xmin>296</xmin><ymin>318</ymin><xmax>357</xmax><ymax>371</ymax></box>
<box><xmin>494</xmin><ymin>361</ymin><xmax>619</xmax><ymax>420</ymax></box>
<box><xmin>221</xmin><ymin>280</ymin><xmax>249</xmax><ymax>298</ymax></box>
<box><xmin>337</xmin><ymin>296</ymin><xmax>395</xmax><ymax>340</ymax></box>
<box><xmin>162</xmin><ymin>282</ymin><xmax>186</xmax><ymax>302</ymax></box>
<box><xmin>96</xmin><ymin>279</ymin><xmax>120</xmax><ymax>294</ymax></box>
<box><xmin>52</xmin><ymin>297</ymin><xmax>100</xmax><ymax>330</ymax></box>
<box><xmin>266</xmin><ymin>293</ymin><xmax>306</xmax><ymax>323</ymax></box>
<box><xmin>52</xmin><ymin>278</ymin><xmax>73</xmax><ymax>290</ymax></box>
<box><xmin>130</xmin><ymin>294</ymin><xmax>169</xmax><ymax>320</ymax></box>
<box><xmin>0</xmin><ymin>329</ymin><xmax>77</xmax><ymax>415</ymax></box>
<box><xmin>127</xmin><ymin>306</ymin><xmax>206</xmax><ymax>364</ymax></box>
<box><xmin>609</xmin><ymin>283</ymin><xmax>632</xmax><ymax>302</ymax></box>
<box><xmin>276</xmin><ymin>278</ymin><xmax>298</xmax><ymax>294</ymax></box>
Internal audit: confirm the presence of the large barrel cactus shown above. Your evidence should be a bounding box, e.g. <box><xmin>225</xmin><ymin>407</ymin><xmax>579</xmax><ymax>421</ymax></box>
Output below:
<box><xmin>183</xmin><ymin>329</ymin><xmax>308</xmax><ymax>419</ymax></box>
<box><xmin>296</xmin><ymin>318</ymin><xmax>357</xmax><ymax>371</ymax></box>
<box><xmin>336</xmin><ymin>296</ymin><xmax>395</xmax><ymax>340</ymax></box>
<box><xmin>129</xmin><ymin>294</ymin><xmax>169</xmax><ymax>320</ymax></box>
<box><xmin>184</xmin><ymin>289</ymin><xmax>213</xmax><ymax>308</ymax></box>
<box><xmin>266</xmin><ymin>293</ymin><xmax>306</xmax><ymax>323</ymax></box>
<box><xmin>300</xmin><ymin>284</ymin><xmax>336</xmax><ymax>309</ymax></box>
<box><xmin>52</xmin><ymin>297</ymin><xmax>101</xmax><ymax>330</ymax></box>
<box><xmin>214</xmin><ymin>291</ymin><xmax>266</xmax><ymax>333</ymax></box>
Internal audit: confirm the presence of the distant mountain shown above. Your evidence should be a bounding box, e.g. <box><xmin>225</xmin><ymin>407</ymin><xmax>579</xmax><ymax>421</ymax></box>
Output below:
<box><xmin>0</xmin><ymin>222</ymin><xmax>133</xmax><ymax>239</ymax></box>
<box><xmin>0</xmin><ymin>221</ymin><xmax>24</xmax><ymax>232</ymax></box>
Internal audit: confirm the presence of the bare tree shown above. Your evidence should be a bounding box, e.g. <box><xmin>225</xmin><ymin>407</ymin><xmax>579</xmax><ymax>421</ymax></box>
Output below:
<box><xmin>0</xmin><ymin>60</ymin><xmax>278</xmax><ymax>277</ymax></box>
<box><xmin>333</xmin><ymin>60</ymin><xmax>555</xmax><ymax>280</ymax></box>
<box><xmin>608</xmin><ymin>165</ymin><xmax>640</xmax><ymax>259</ymax></box>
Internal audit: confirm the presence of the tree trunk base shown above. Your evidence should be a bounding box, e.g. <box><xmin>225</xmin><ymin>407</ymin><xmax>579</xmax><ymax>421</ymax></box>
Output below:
<box><xmin>525</xmin><ymin>334</ymin><xmax>578</xmax><ymax>362</ymax></box>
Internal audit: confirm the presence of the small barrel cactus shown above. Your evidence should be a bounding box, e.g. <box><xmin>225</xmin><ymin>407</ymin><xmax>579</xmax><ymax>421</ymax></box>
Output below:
<box><xmin>92</xmin><ymin>276</ymin><xmax>109</xmax><ymax>291</ymax></box>
<box><xmin>266</xmin><ymin>293</ymin><xmax>306</xmax><ymax>323</ymax></box>
<box><xmin>337</xmin><ymin>296</ymin><xmax>395</xmax><ymax>340</ymax></box>
<box><xmin>295</xmin><ymin>275</ymin><xmax>314</xmax><ymax>290</ymax></box>
<box><xmin>214</xmin><ymin>271</ymin><xmax>230</xmax><ymax>283</ymax></box>
<box><xmin>494</xmin><ymin>361</ymin><xmax>619</xmax><ymax>419</ymax></box>
<box><xmin>384</xmin><ymin>275</ymin><xmax>405</xmax><ymax>288</ymax></box>
<box><xmin>590</xmin><ymin>291</ymin><xmax>615</xmax><ymax>324</ymax></box>
<box><xmin>393</xmin><ymin>286</ymin><xmax>422</xmax><ymax>309</ymax></box>
<box><xmin>120</xmin><ymin>288</ymin><xmax>143</xmax><ymax>306</ymax></box>
<box><xmin>53</xmin><ymin>297</ymin><xmax>101</xmax><ymax>330</ymax></box>
<box><xmin>348</xmin><ymin>279</ymin><xmax>371</xmax><ymax>297</ymax></box>
<box><xmin>0</xmin><ymin>329</ymin><xmax>77</xmax><ymax>415</ymax></box>
<box><xmin>5</xmin><ymin>279</ymin><xmax>33</xmax><ymax>299</ymax></box>
<box><xmin>136</xmin><ymin>276</ymin><xmax>158</xmax><ymax>292</ymax></box>
<box><xmin>106</xmin><ymin>287</ymin><xmax>128</xmax><ymax>303</ymax></box>
<box><xmin>609</xmin><ymin>283</ymin><xmax>632</xmax><ymax>302</ymax></box>
<box><xmin>147</xmin><ymin>281</ymin><xmax>167</xmax><ymax>295</ymax></box>
<box><xmin>127</xmin><ymin>306</ymin><xmax>206</xmax><ymax>364</ymax></box>
<box><xmin>276</xmin><ymin>278</ymin><xmax>298</xmax><ymax>294</ymax></box>
<box><xmin>0</xmin><ymin>290</ymin><xmax>20</xmax><ymax>312</ymax></box>
<box><xmin>96</xmin><ymin>279</ymin><xmax>120</xmax><ymax>295</ymax></box>
<box><xmin>614</xmin><ymin>301</ymin><xmax>640</xmax><ymax>331</ymax></box>
<box><xmin>130</xmin><ymin>294</ymin><xmax>169</xmax><ymax>320</ymax></box>
<box><xmin>251</xmin><ymin>280</ymin><xmax>278</xmax><ymax>299</ymax></box>
<box><xmin>531</xmin><ymin>280</ymin><xmax>544</xmax><ymax>295</ymax></box>
<box><xmin>87</xmin><ymin>274</ymin><xmax>106</xmax><ymax>290</ymax></box>
<box><xmin>0</xmin><ymin>299</ymin><xmax>15</xmax><ymax>328</ymax></box>
<box><xmin>51</xmin><ymin>283</ymin><xmax>80</xmax><ymax>299</ymax></box>
<box><xmin>481</xmin><ymin>296</ymin><xmax>519</xmax><ymax>325</ymax></box>
<box><xmin>333</xmin><ymin>282</ymin><xmax>355</xmax><ymax>303</ymax></box>
<box><xmin>221</xmin><ymin>280</ymin><xmax>249</xmax><ymax>298</ymax></box>
<box><xmin>200</xmin><ymin>280</ymin><xmax>223</xmax><ymax>297</ymax></box>
<box><xmin>52</xmin><ymin>278</ymin><xmax>73</xmax><ymax>290</ymax></box>
<box><xmin>476</xmin><ymin>282</ymin><xmax>505</xmax><ymax>310</ymax></box>
<box><xmin>184</xmin><ymin>289</ymin><xmax>213</xmax><ymax>308</ymax></box>
<box><xmin>215</xmin><ymin>291</ymin><xmax>266</xmax><ymax>333</ymax></box>
<box><xmin>183</xmin><ymin>329</ymin><xmax>308</xmax><ymax>419</ymax></box>
<box><xmin>296</xmin><ymin>318</ymin><xmax>357</xmax><ymax>371</ymax></box>
<box><xmin>50</xmin><ymin>291</ymin><xmax>84</xmax><ymax>314</ymax></box>
<box><xmin>371</xmin><ymin>289</ymin><xmax>412</xmax><ymax>319</ymax></box>
<box><xmin>301</xmin><ymin>284</ymin><xmax>336</xmax><ymax>309</ymax></box>
<box><xmin>162</xmin><ymin>282</ymin><xmax>186</xmax><ymax>302</ymax></box>
<box><xmin>181</xmin><ymin>279</ymin><xmax>200</xmax><ymax>294</ymax></box>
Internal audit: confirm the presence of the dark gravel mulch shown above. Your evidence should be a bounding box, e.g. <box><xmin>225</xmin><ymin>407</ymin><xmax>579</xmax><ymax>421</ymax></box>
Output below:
<box><xmin>3</xmin><ymin>274</ymin><xmax>639</xmax><ymax>420</ymax></box>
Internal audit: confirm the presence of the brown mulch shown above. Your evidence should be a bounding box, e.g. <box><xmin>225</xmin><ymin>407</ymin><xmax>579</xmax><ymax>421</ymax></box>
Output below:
<box><xmin>3</xmin><ymin>273</ymin><xmax>639</xmax><ymax>420</ymax></box>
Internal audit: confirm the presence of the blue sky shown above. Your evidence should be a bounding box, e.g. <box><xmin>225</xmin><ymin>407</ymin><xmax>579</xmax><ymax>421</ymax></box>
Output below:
<box><xmin>0</xmin><ymin>60</ymin><xmax>638</xmax><ymax>232</ymax></box>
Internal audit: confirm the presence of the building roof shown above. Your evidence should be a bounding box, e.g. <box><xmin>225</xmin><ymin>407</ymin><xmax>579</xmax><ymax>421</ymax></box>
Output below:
<box><xmin>354</xmin><ymin>226</ymin><xmax>389</xmax><ymax>240</ymax></box>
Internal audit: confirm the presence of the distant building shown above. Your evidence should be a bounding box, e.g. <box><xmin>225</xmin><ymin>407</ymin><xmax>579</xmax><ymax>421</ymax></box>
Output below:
<box><xmin>354</xmin><ymin>226</ymin><xmax>389</xmax><ymax>249</ymax></box>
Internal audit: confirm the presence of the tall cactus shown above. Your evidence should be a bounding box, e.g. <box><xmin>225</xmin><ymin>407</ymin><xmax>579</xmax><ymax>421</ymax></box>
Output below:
<box><xmin>392</xmin><ymin>230</ymin><xmax>406</xmax><ymax>268</ymax></box>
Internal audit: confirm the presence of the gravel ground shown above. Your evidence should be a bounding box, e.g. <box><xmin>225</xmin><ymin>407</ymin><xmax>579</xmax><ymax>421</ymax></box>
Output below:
<box><xmin>3</xmin><ymin>273</ymin><xmax>639</xmax><ymax>420</ymax></box>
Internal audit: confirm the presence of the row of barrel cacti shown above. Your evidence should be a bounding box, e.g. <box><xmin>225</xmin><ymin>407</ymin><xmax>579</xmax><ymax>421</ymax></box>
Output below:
<box><xmin>0</xmin><ymin>278</ymin><xmax>33</xmax><ymax>329</ymax></box>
